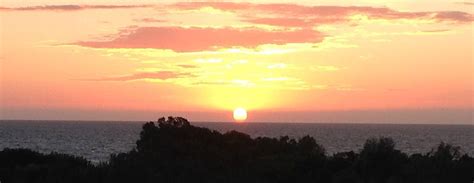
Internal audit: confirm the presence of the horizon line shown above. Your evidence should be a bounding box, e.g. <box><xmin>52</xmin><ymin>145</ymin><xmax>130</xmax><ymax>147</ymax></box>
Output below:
<box><xmin>1</xmin><ymin>119</ymin><xmax>473</xmax><ymax>126</ymax></box>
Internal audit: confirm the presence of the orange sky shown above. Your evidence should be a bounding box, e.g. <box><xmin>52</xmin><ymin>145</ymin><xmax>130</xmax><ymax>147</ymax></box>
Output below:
<box><xmin>0</xmin><ymin>1</ymin><xmax>473</xmax><ymax>123</ymax></box>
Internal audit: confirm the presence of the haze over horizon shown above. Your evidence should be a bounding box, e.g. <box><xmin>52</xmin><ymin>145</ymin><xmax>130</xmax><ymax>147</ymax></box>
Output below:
<box><xmin>0</xmin><ymin>0</ymin><xmax>473</xmax><ymax>124</ymax></box>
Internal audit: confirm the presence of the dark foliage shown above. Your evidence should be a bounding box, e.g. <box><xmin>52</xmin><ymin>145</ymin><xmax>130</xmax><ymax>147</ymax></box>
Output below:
<box><xmin>0</xmin><ymin>116</ymin><xmax>473</xmax><ymax>183</ymax></box>
<box><xmin>0</xmin><ymin>148</ymin><xmax>104</xmax><ymax>183</ymax></box>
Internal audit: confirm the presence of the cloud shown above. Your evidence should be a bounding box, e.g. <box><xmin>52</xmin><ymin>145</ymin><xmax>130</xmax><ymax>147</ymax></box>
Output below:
<box><xmin>0</xmin><ymin>5</ymin><xmax>152</xmax><ymax>11</ymax></box>
<box><xmin>172</xmin><ymin>2</ymin><xmax>473</xmax><ymax>27</ymax></box>
<box><xmin>267</xmin><ymin>63</ymin><xmax>287</xmax><ymax>69</ymax></box>
<box><xmin>244</xmin><ymin>17</ymin><xmax>318</xmax><ymax>27</ymax></box>
<box><xmin>177</xmin><ymin>64</ymin><xmax>199</xmax><ymax>68</ymax></box>
<box><xmin>243</xmin><ymin>16</ymin><xmax>350</xmax><ymax>27</ymax></box>
<box><xmin>421</xmin><ymin>29</ymin><xmax>451</xmax><ymax>33</ymax></box>
<box><xmin>76</xmin><ymin>26</ymin><xmax>324</xmax><ymax>52</ymax></box>
<box><xmin>455</xmin><ymin>2</ymin><xmax>474</xmax><ymax>5</ymax></box>
<box><xmin>191</xmin><ymin>81</ymin><xmax>233</xmax><ymax>86</ymax></box>
<box><xmin>433</xmin><ymin>11</ymin><xmax>474</xmax><ymax>22</ymax></box>
<box><xmin>3</xmin><ymin>2</ymin><xmax>471</xmax><ymax>24</ymax></box>
<box><xmin>311</xmin><ymin>65</ymin><xmax>341</xmax><ymax>72</ymax></box>
<box><xmin>190</xmin><ymin>78</ymin><xmax>310</xmax><ymax>90</ymax></box>
<box><xmin>85</xmin><ymin>71</ymin><xmax>194</xmax><ymax>81</ymax></box>
<box><xmin>135</xmin><ymin>18</ymin><xmax>167</xmax><ymax>23</ymax></box>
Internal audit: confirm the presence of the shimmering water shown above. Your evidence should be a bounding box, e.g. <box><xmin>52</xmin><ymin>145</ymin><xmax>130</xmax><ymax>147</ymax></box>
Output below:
<box><xmin>0</xmin><ymin>120</ymin><xmax>472</xmax><ymax>163</ymax></box>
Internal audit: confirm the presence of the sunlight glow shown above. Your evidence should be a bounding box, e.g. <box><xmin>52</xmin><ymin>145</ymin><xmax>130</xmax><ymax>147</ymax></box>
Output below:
<box><xmin>233</xmin><ymin>108</ymin><xmax>248</xmax><ymax>122</ymax></box>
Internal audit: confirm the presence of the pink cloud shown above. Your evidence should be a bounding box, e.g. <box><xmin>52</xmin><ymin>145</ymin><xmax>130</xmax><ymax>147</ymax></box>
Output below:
<box><xmin>76</xmin><ymin>26</ymin><xmax>323</xmax><ymax>52</ymax></box>
<box><xmin>0</xmin><ymin>5</ymin><xmax>152</xmax><ymax>11</ymax></box>
<box><xmin>86</xmin><ymin>71</ymin><xmax>194</xmax><ymax>81</ymax></box>
<box><xmin>135</xmin><ymin>18</ymin><xmax>167</xmax><ymax>23</ymax></box>
<box><xmin>434</xmin><ymin>11</ymin><xmax>474</xmax><ymax>22</ymax></box>
<box><xmin>172</xmin><ymin>2</ymin><xmax>473</xmax><ymax>26</ymax></box>
<box><xmin>3</xmin><ymin>3</ymin><xmax>472</xmax><ymax>24</ymax></box>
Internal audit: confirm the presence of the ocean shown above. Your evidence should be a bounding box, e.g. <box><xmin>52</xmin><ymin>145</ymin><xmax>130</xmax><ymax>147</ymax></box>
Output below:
<box><xmin>0</xmin><ymin>120</ymin><xmax>473</xmax><ymax>163</ymax></box>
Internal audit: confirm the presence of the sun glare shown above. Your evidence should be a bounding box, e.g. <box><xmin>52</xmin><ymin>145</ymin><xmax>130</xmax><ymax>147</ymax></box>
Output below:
<box><xmin>233</xmin><ymin>108</ymin><xmax>248</xmax><ymax>122</ymax></box>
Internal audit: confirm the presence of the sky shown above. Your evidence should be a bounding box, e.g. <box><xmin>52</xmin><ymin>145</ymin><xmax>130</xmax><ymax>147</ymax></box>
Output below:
<box><xmin>0</xmin><ymin>0</ymin><xmax>473</xmax><ymax>124</ymax></box>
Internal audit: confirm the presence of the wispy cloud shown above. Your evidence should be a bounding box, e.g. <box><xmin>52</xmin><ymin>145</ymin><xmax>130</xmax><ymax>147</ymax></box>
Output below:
<box><xmin>3</xmin><ymin>2</ymin><xmax>471</xmax><ymax>25</ymax></box>
<box><xmin>421</xmin><ymin>29</ymin><xmax>451</xmax><ymax>33</ymax></box>
<box><xmin>83</xmin><ymin>71</ymin><xmax>194</xmax><ymax>82</ymax></box>
<box><xmin>76</xmin><ymin>26</ymin><xmax>324</xmax><ymax>52</ymax></box>
<box><xmin>0</xmin><ymin>4</ymin><xmax>152</xmax><ymax>11</ymax></box>
<box><xmin>172</xmin><ymin>2</ymin><xmax>473</xmax><ymax>27</ymax></box>
<box><xmin>311</xmin><ymin>65</ymin><xmax>342</xmax><ymax>72</ymax></box>
<box><xmin>177</xmin><ymin>64</ymin><xmax>199</xmax><ymax>68</ymax></box>
<box><xmin>135</xmin><ymin>18</ymin><xmax>167</xmax><ymax>23</ymax></box>
<box><xmin>433</xmin><ymin>11</ymin><xmax>473</xmax><ymax>22</ymax></box>
<box><xmin>455</xmin><ymin>2</ymin><xmax>474</xmax><ymax>5</ymax></box>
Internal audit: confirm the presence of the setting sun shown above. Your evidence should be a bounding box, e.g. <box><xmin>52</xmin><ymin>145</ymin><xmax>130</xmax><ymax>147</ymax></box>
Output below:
<box><xmin>233</xmin><ymin>108</ymin><xmax>248</xmax><ymax>122</ymax></box>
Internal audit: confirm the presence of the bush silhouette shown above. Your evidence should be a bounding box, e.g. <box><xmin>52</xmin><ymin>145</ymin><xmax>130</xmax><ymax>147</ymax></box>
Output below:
<box><xmin>0</xmin><ymin>148</ymin><xmax>101</xmax><ymax>183</ymax></box>
<box><xmin>0</xmin><ymin>116</ymin><xmax>473</xmax><ymax>183</ymax></box>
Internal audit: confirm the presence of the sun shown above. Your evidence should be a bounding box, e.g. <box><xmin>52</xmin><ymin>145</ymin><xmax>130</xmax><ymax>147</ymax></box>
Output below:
<box><xmin>233</xmin><ymin>108</ymin><xmax>247</xmax><ymax>122</ymax></box>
